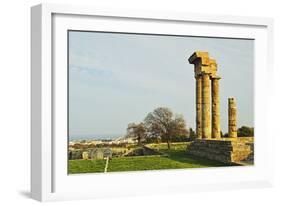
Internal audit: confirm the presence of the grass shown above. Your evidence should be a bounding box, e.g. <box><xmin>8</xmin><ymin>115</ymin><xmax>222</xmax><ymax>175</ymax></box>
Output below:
<box><xmin>68</xmin><ymin>142</ymin><xmax>228</xmax><ymax>174</ymax></box>
<box><xmin>68</xmin><ymin>159</ymin><xmax>105</xmax><ymax>174</ymax></box>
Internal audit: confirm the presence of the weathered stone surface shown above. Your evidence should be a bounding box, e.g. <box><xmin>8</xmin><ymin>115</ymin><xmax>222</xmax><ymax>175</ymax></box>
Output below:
<box><xmin>188</xmin><ymin>51</ymin><xmax>210</xmax><ymax>78</ymax></box>
<box><xmin>228</xmin><ymin>98</ymin><xmax>237</xmax><ymax>138</ymax></box>
<box><xmin>209</xmin><ymin>59</ymin><xmax>218</xmax><ymax>78</ymax></box>
<box><xmin>211</xmin><ymin>76</ymin><xmax>221</xmax><ymax>139</ymax></box>
<box><xmin>202</xmin><ymin>73</ymin><xmax>211</xmax><ymax>139</ymax></box>
<box><xmin>189</xmin><ymin>51</ymin><xmax>220</xmax><ymax>140</ymax></box>
<box><xmin>103</xmin><ymin>148</ymin><xmax>113</xmax><ymax>158</ymax></box>
<box><xmin>196</xmin><ymin>75</ymin><xmax>202</xmax><ymax>139</ymax></box>
<box><xmin>89</xmin><ymin>148</ymin><xmax>105</xmax><ymax>159</ymax></box>
<box><xmin>245</xmin><ymin>142</ymin><xmax>254</xmax><ymax>161</ymax></box>
<box><xmin>82</xmin><ymin>151</ymin><xmax>89</xmax><ymax>160</ymax></box>
<box><xmin>188</xmin><ymin>52</ymin><xmax>217</xmax><ymax>78</ymax></box>
<box><xmin>68</xmin><ymin>150</ymin><xmax>82</xmax><ymax>160</ymax></box>
<box><xmin>187</xmin><ymin>51</ymin><xmax>253</xmax><ymax>165</ymax></box>
<box><xmin>186</xmin><ymin>138</ymin><xmax>254</xmax><ymax>164</ymax></box>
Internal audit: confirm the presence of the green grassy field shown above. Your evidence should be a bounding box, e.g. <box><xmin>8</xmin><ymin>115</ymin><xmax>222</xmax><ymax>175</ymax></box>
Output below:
<box><xmin>68</xmin><ymin>142</ymin><xmax>228</xmax><ymax>174</ymax></box>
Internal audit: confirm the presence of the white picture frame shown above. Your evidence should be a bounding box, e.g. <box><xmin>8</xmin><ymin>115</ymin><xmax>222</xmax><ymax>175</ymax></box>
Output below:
<box><xmin>31</xmin><ymin>3</ymin><xmax>274</xmax><ymax>202</ymax></box>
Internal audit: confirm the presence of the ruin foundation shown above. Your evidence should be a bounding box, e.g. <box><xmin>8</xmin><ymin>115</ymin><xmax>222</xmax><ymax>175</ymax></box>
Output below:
<box><xmin>186</xmin><ymin>138</ymin><xmax>254</xmax><ymax>164</ymax></box>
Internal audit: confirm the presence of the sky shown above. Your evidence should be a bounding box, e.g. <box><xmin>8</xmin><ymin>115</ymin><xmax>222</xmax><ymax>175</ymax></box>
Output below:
<box><xmin>68</xmin><ymin>31</ymin><xmax>254</xmax><ymax>139</ymax></box>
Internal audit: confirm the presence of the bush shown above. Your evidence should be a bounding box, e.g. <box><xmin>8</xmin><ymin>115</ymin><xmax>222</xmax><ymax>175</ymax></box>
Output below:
<box><xmin>238</xmin><ymin>126</ymin><xmax>254</xmax><ymax>137</ymax></box>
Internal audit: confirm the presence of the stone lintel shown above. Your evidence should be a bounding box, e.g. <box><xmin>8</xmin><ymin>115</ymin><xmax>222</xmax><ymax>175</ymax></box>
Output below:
<box><xmin>188</xmin><ymin>51</ymin><xmax>210</xmax><ymax>65</ymax></box>
<box><xmin>189</xmin><ymin>52</ymin><xmax>218</xmax><ymax>78</ymax></box>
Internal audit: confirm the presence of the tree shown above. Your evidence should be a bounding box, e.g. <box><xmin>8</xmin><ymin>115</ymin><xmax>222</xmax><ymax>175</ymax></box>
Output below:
<box><xmin>127</xmin><ymin>122</ymin><xmax>147</xmax><ymax>145</ymax></box>
<box><xmin>189</xmin><ymin>128</ymin><xmax>196</xmax><ymax>141</ymax></box>
<box><xmin>144</xmin><ymin>107</ymin><xmax>188</xmax><ymax>149</ymax></box>
<box><xmin>237</xmin><ymin>126</ymin><xmax>254</xmax><ymax>137</ymax></box>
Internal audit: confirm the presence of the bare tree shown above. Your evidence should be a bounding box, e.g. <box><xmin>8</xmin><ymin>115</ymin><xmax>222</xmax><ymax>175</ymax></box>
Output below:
<box><xmin>144</xmin><ymin>107</ymin><xmax>188</xmax><ymax>149</ymax></box>
<box><xmin>127</xmin><ymin>122</ymin><xmax>147</xmax><ymax>145</ymax></box>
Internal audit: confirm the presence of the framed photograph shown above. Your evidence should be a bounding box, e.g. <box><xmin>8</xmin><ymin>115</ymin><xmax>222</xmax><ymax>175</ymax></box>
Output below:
<box><xmin>31</xmin><ymin>3</ymin><xmax>274</xmax><ymax>201</ymax></box>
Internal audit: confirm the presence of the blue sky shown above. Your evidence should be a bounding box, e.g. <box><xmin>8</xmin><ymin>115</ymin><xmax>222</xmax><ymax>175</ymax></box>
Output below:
<box><xmin>68</xmin><ymin>31</ymin><xmax>254</xmax><ymax>138</ymax></box>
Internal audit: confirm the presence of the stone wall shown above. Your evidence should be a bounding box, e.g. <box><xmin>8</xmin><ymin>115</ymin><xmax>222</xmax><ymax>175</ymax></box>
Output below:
<box><xmin>186</xmin><ymin>138</ymin><xmax>254</xmax><ymax>164</ymax></box>
<box><xmin>124</xmin><ymin>146</ymin><xmax>166</xmax><ymax>157</ymax></box>
<box><xmin>244</xmin><ymin>142</ymin><xmax>254</xmax><ymax>162</ymax></box>
<box><xmin>68</xmin><ymin>150</ymin><xmax>82</xmax><ymax>160</ymax></box>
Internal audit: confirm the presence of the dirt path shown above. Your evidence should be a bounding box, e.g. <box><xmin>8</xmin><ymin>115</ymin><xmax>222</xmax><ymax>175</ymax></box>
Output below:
<box><xmin>104</xmin><ymin>157</ymin><xmax>109</xmax><ymax>173</ymax></box>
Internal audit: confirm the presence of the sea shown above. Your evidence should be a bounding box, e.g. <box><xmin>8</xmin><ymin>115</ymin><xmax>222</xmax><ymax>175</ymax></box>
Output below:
<box><xmin>69</xmin><ymin>134</ymin><xmax>125</xmax><ymax>141</ymax></box>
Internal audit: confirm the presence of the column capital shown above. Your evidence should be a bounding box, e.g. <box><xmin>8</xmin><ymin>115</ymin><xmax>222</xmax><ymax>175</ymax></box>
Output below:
<box><xmin>188</xmin><ymin>51</ymin><xmax>219</xmax><ymax>77</ymax></box>
<box><xmin>195</xmin><ymin>73</ymin><xmax>202</xmax><ymax>79</ymax></box>
<box><xmin>189</xmin><ymin>51</ymin><xmax>213</xmax><ymax>77</ymax></box>
<box><xmin>228</xmin><ymin>97</ymin><xmax>236</xmax><ymax>105</ymax></box>
<box><xmin>201</xmin><ymin>71</ymin><xmax>212</xmax><ymax>77</ymax></box>
<box><xmin>211</xmin><ymin>76</ymin><xmax>221</xmax><ymax>80</ymax></box>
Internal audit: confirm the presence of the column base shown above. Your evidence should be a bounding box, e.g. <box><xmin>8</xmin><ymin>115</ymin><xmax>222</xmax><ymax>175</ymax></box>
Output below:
<box><xmin>186</xmin><ymin>137</ymin><xmax>254</xmax><ymax>164</ymax></box>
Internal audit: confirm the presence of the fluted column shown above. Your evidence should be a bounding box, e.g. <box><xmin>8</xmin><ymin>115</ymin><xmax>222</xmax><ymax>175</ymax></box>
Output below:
<box><xmin>228</xmin><ymin>98</ymin><xmax>237</xmax><ymax>138</ymax></box>
<box><xmin>195</xmin><ymin>75</ymin><xmax>202</xmax><ymax>139</ymax></box>
<box><xmin>211</xmin><ymin>76</ymin><xmax>221</xmax><ymax>138</ymax></box>
<box><xmin>202</xmin><ymin>73</ymin><xmax>211</xmax><ymax>139</ymax></box>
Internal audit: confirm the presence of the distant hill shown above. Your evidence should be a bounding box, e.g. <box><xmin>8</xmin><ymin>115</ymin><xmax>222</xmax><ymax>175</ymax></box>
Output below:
<box><xmin>69</xmin><ymin>134</ymin><xmax>125</xmax><ymax>141</ymax></box>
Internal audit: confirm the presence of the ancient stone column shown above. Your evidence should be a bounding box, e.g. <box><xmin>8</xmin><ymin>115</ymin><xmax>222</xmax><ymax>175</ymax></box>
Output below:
<box><xmin>202</xmin><ymin>73</ymin><xmax>211</xmax><ymax>139</ymax></box>
<box><xmin>228</xmin><ymin>98</ymin><xmax>237</xmax><ymax>138</ymax></box>
<box><xmin>188</xmin><ymin>51</ymin><xmax>210</xmax><ymax>139</ymax></box>
<box><xmin>195</xmin><ymin>75</ymin><xmax>202</xmax><ymax>139</ymax></box>
<box><xmin>211</xmin><ymin>76</ymin><xmax>221</xmax><ymax>138</ymax></box>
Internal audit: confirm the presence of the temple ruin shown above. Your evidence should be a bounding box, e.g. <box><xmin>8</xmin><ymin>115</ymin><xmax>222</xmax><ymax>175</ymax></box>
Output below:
<box><xmin>186</xmin><ymin>51</ymin><xmax>253</xmax><ymax>164</ymax></box>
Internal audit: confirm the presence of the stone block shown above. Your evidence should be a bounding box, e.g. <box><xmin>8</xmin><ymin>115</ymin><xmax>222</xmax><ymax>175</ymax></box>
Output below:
<box><xmin>82</xmin><ymin>151</ymin><xmax>89</xmax><ymax>160</ymax></box>
<box><xmin>186</xmin><ymin>139</ymin><xmax>254</xmax><ymax>164</ymax></box>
